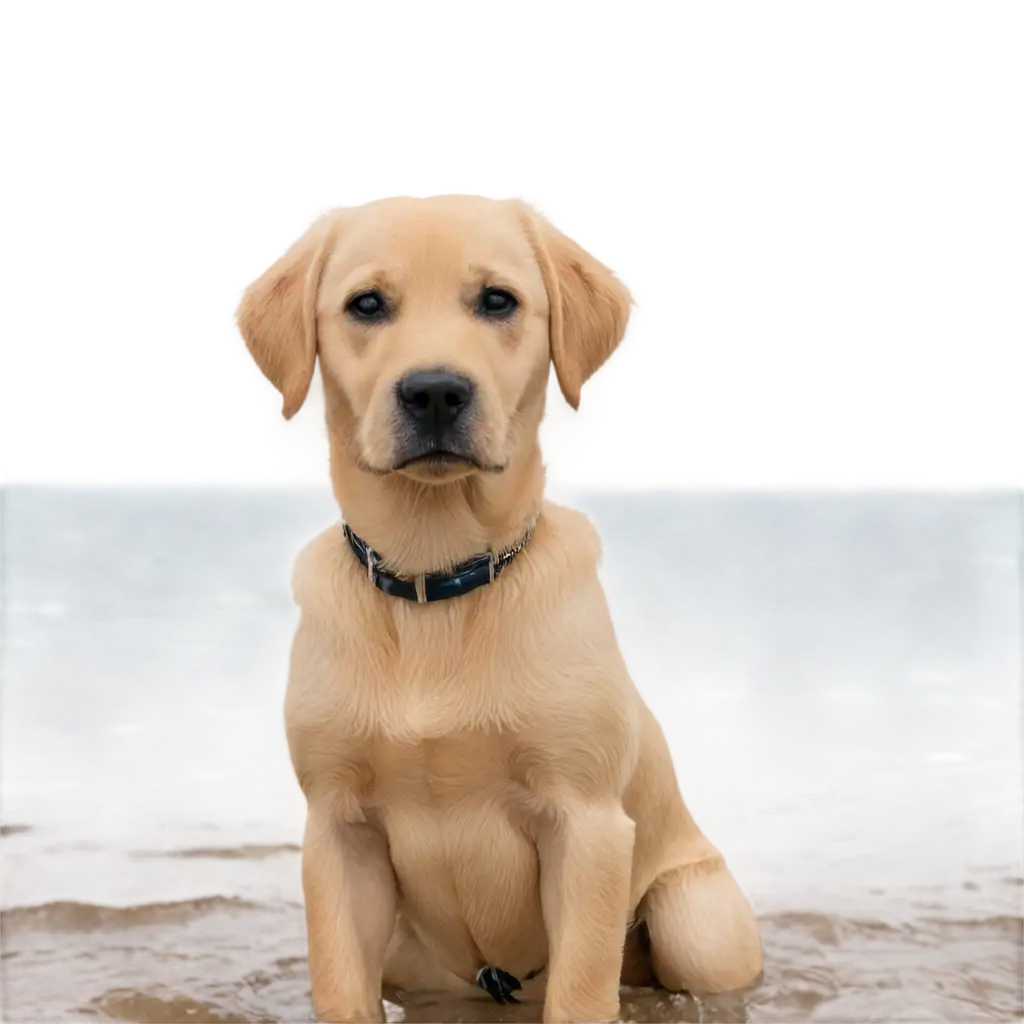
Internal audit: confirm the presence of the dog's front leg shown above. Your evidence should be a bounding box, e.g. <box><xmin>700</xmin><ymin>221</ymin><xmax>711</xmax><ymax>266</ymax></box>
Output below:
<box><xmin>538</xmin><ymin>802</ymin><xmax>635</xmax><ymax>1023</ymax></box>
<box><xmin>302</xmin><ymin>804</ymin><xmax>397</xmax><ymax>1023</ymax></box>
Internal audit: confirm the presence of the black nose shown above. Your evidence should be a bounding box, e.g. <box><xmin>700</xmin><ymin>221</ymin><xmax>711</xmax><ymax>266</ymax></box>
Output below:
<box><xmin>398</xmin><ymin>371</ymin><xmax>474</xmax><ymax>426</ymax></box>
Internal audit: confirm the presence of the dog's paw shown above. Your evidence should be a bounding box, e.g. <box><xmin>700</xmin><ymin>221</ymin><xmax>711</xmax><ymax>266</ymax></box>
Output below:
<box><xmin>313</xmin><ymin>1002</ymin><xmax>385</xmax><ymax>1023</ymax></box>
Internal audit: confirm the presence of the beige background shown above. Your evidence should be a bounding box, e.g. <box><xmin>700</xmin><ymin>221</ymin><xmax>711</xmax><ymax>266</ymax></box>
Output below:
<box><xmin>2</xmin><ymin>9</ymin><xmax>1024</xmax><ymax>475</ymax></box>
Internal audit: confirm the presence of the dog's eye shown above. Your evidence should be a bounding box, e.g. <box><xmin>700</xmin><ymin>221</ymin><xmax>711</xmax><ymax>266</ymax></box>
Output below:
<box><xmin>477</xmin><ymin>287</ymin><xmax>518</xmax><ymax>319</ymax></box>
<box><xmin>346</xmin><ymin>290</ymin><xmax>389</xmax><ymax>323</ymax></box>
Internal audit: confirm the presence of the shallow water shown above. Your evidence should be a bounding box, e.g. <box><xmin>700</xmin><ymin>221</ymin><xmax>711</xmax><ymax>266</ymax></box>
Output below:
<box><xmin>1</xmin><ymin>488</ymin><xmax>1022</xmax><ymax>1022</ymax></box>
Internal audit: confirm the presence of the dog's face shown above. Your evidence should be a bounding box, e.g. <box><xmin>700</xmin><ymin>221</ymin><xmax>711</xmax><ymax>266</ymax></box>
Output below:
<box><xmin>317</xmin><ymin>196</ymin><xmax>551</xmax><ymax>484</ymax></box>
<box><xmin>238</xmin><ymin>195</ymin><xmax>631</xmax><ymax>485</ymax></box>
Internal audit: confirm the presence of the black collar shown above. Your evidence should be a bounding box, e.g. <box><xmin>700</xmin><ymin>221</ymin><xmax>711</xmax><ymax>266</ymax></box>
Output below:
<box><xmin>342</xmin><ymin>521</ymin><xmax>535</xmax><ymax>603</ymax></box>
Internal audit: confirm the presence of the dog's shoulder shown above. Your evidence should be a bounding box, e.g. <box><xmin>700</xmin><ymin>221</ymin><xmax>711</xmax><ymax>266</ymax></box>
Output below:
<box><xmin>284</xmin><ymin>526</ymin><xmax>380</xmax><ymax>784</ymax></box>
<box><xmin>532</xmin><ymin>499</ymin><xmax>603</xmax><ymax>576</ymax></box>
<box><xmin>289</xmin><ymin>521</ymin><xmax>361</xmax><ymax>619</ymax></box>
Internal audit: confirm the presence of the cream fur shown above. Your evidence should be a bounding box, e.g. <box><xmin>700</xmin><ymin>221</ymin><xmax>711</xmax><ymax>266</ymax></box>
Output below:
<box><xmin>237</xmin><ymin>195</ymin><xmax>763</xmax><ymax>1023</ymax></box>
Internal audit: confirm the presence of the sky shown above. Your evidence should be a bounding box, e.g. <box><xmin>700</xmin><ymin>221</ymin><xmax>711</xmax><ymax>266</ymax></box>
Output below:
<box><xmin>4</xmin><ymin>9</ymin><xmax>1019</xmax><ymax>475</ymax></box>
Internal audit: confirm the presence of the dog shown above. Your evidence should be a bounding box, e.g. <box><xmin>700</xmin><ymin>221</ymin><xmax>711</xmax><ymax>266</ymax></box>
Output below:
<box><xmin>237</xmin><ymin>195</ymin><xmax>763</xmax><ymax>1023</ymax></box>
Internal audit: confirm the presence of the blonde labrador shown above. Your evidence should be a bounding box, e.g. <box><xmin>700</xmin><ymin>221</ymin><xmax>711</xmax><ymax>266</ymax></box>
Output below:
<box><xmin>237</xmin><ymin>195</ymin><xmax>763</xmax><ymax>1023</ymax></box>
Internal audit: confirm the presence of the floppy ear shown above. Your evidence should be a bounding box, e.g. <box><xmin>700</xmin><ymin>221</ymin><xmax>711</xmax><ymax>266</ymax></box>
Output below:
<box><xmin>236</xmin><ymin>214</ymin><xmax>338</xmax><ymax>419</ymax></box>
<box><xmin>522</xmin><ymin>206</ymin><xmax>632</xmax><ymax>409</ymax></box>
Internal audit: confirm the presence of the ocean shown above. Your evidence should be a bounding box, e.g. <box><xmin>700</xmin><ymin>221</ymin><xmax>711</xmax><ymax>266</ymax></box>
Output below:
<box><xmin>1</xmin><ymin>487</ymin><xmax>1021</xmax><ymax>1022</ymax></box>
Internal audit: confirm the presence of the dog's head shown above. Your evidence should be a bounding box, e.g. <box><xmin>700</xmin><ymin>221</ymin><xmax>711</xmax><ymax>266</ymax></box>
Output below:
<box><xmin>238</xmin><ymin>196</ymin><xmax>631</xmax><ymax>485</ymax></box>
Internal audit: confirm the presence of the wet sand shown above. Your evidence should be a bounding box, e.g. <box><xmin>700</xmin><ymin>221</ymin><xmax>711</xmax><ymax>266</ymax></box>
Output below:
<box><xmin>4</xmin><ymin>823</ymin><xmax>1019</xmax><ymax>1024</ymax></box>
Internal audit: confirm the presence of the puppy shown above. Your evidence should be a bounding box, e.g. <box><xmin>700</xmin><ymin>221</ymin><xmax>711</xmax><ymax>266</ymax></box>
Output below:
<box><xmin>237</xmin><ymin>195</ymin><xmax>762</xmax><ymax>1023</ymax></box>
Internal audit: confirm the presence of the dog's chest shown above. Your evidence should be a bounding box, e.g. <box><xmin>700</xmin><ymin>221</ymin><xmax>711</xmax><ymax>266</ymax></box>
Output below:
<box><xmin>366</xmin><ymin>729</ymin><xmax>511</xmax><ymax>800</ymax></box>
<box><xmin>364</xmin><ymin>732</ymin><xmax>547</xmax><ymax>976</ymax></box>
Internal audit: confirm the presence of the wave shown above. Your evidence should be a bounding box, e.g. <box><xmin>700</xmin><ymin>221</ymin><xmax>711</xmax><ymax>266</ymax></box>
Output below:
<box><xmin>762</xmin><ymin>909</ymin><xmax>1023</xmax><ymax>944</ymax></box>
<box><xmin>0</xmin><ymin>895</ymin><xmax>269</xmax><ymax>934</ymax></box>
<box><xmin>128</xmin><ymin>843</ymin><xmax>299</xmax><ymax>860</ymax></box>
<box><xmin>0</xmin><ymin>824</ymin><xmax>33</xmax><ymax>837</ymax></box>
